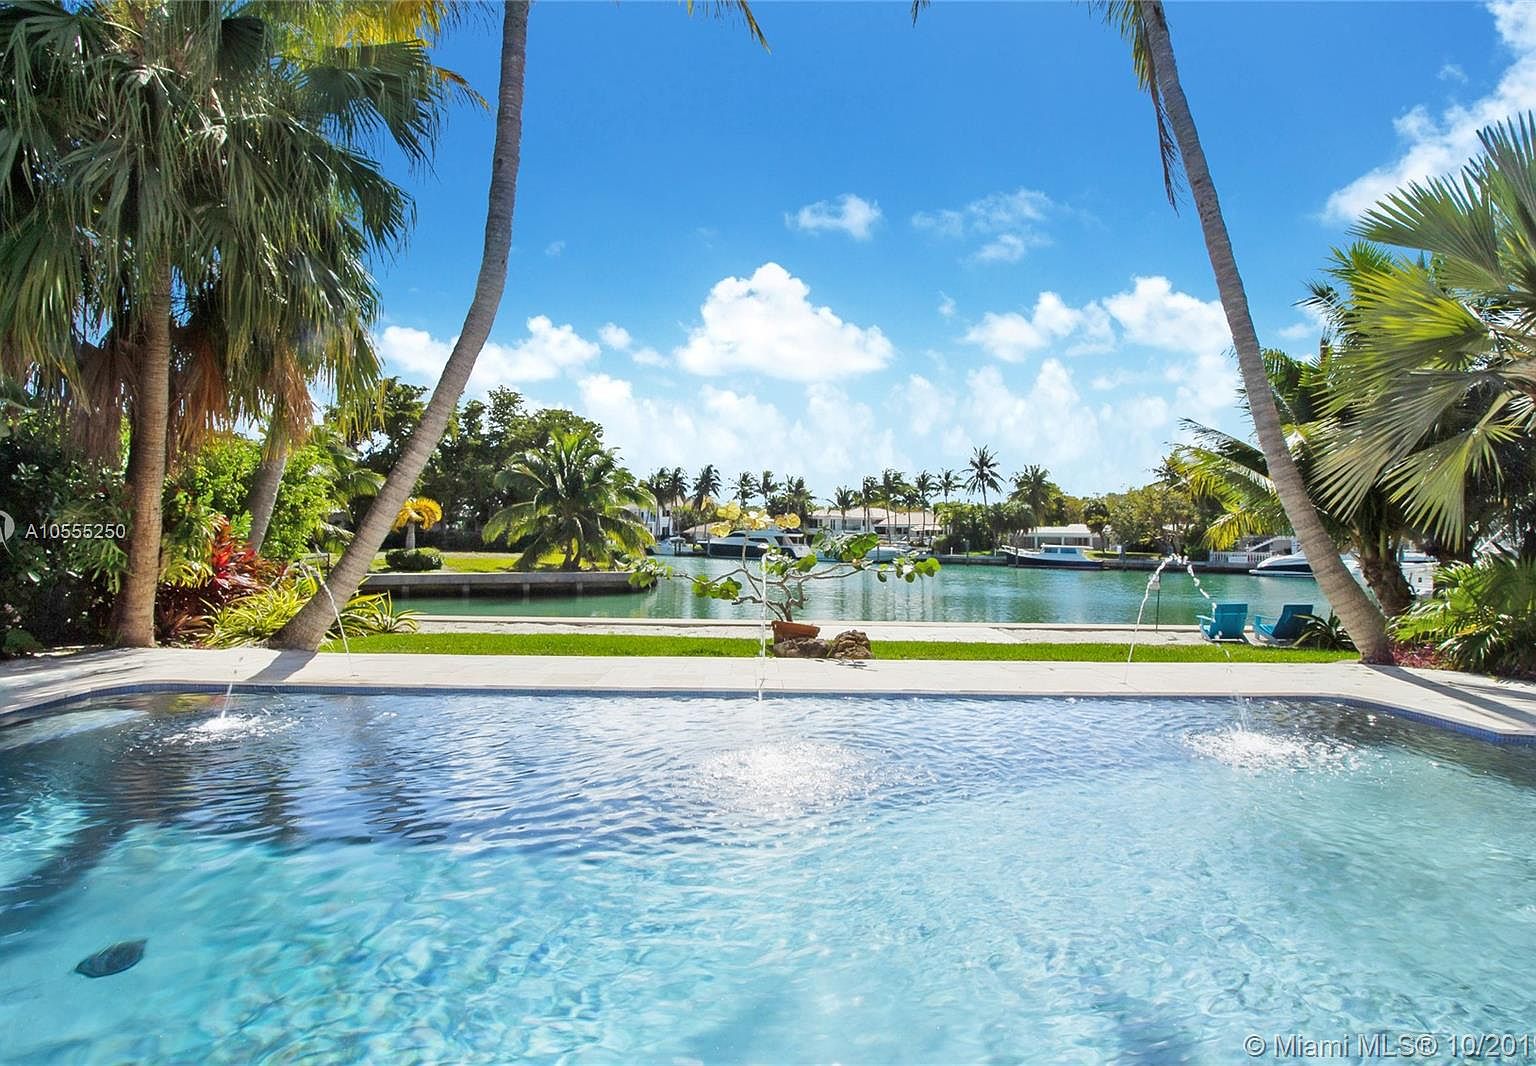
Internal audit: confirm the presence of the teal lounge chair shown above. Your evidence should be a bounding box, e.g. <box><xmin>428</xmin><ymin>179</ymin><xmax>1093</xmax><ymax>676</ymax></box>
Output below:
<box><xmin>1197</xmin><ymin>602</ymin><xmax>1248</xmax><ymax>642</ymax></box>
<box><xmin>1253</xmin><ymin>603</ymin><xmax>1313</xmax><ymax>646</ymax></box>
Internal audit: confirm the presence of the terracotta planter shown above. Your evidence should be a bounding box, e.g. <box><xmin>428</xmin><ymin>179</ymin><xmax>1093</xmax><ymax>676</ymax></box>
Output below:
<box><xmin>771</xmin><ymin>620</ymin><xmax>821</xmax><ymax>642</ymax></box>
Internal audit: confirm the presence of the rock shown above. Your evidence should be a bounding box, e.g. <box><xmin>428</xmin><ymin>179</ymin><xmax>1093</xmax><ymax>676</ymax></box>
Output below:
<box><xmin>772</xmin><ymin>637</ymin><xmax>829</xmax><ymax>658</ymax></box>
<box><xmin>827</xmin><ymin>630</ymin><xmax>874</xmax><ymax>660</ymax></box>
<box><xmin>74</xmin><ymin>939</ymin><xmax>146</xmax><ymax>978</ymax></box>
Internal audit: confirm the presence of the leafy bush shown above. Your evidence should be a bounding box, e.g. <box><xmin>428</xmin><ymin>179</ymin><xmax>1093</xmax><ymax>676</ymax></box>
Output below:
<box><xmin>1392</xmin><ymin>556</ymin><xmax>1536</xmax><ymax>677</ymax></box>
<box><xmin>205</xmin><ymin>572</ymin><xmax>417</xmax><ymax>647</ymax></box>
<box><xmin>385</xmin><ymin>547</ymin><xmax>444</xmax><ymax>571</ymax></box>
<box><xmin>1293</xmin><ymin>612</ymin><xmax>1355</xmax><ymax>651</ymax></box>
<box><xmin>155</xmin><ymin>521</ymin><xmax>279</xmax><ymax>643</ymax></box>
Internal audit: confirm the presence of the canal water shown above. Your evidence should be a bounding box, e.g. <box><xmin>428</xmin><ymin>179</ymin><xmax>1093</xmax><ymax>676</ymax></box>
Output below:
<box><xmin>398</xmin><ymin>556</ymin><xmax>1330</xmax><ymax>625</ymax></box>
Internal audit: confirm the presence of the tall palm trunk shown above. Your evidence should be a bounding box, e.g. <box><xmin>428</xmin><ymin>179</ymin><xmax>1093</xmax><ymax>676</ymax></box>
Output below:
<box><xmin>1140</xmin><ymin>0</ymin><xmax>1391</xmax><ymax>661</ymax></box>
<box><xmin>271</xmin><ymin>1</ymin><xmax>530</xmax><ymax>650</ymax></box>
<box><xmin>109</xmin><ymin>268</ymin><xmax>173</xmax><ymax>647</ymax></box>
<box><xmin>245</xmin><ymin>420</ymin><xmax>289</xmax><ymax>554</ymax></box>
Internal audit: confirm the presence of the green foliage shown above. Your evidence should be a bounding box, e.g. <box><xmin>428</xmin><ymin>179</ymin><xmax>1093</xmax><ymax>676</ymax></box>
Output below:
<box><xmin>385</xmin><ymin>547</ymin><xmax>444</xmax><ymax>572</ymax></box>
<box><xmin>205</xmin><ymin>572</ymin><xmax>417</xmax><ymax>648</ymax></box>
<box><xmin>1294</xmin><ymin>612</ymin><xmax>1356</xmax><ymax>652</ymax></box>
<box><xmin>1392</xmin><ymin>556</ymin><xmax>1536</xmax><ymax>676</ymax></box>
<box><xmin>1101</xmin><ymin>483</ymin><xmax>1200</xmax><ymax>552</ymax></box>
<box><xmin>483</xmin><ymin>428</ymin><xmax>654</xmax><ymax>569</ymax></box>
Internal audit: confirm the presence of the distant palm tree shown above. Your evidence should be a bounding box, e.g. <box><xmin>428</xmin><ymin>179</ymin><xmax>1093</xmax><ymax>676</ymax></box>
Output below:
<box><xmin>692</xmin><ymin>464</ymin><xmax>722</xmax><ymax>508</ymax></box>
<box><xmin>861</xmin><ymin>475</ymin><xmax>879</xmax><ymax>532</ymax></box>
<box><xmin>485</xmin><ymin>429</ymin><xmax>655</xmax><ymax>570</ymax></box>
<box><xmin>879</xmin><ymin>468</ymin><xmax>905</xmax><ymax>536</ymax></box>
<box><xmin>1011</xmin><ymin>465</ymin><xmax>1051</xmax><ymax>534</ymax></box>
<box><xmin>732</xmin><ymin>471</ymin><xmax>758</xmax><ymax>505</ymax></box>
<box><xmin>759</xmin><ymin>469</ymin><xmax>779</xmax><ymax>508</ymax></box>
<box><xmin>831</xmin><ymin>486</ymin><xmax>859</xmax><ymax>531</ymax></box>
<box><xmin>966</xmin><ymin>447</ymin><xmax>1002</xmax><ymax>507</ymax></box>
<box><xmin>914</xmin><ymin>471</ymin><xmax>937</xmax><ymax>539</ymax></box>
<box><xmin>393</xmin><ymin>497</ymin><xmax>443</xmax><ymax>551</ymax></box>
<box><xmin>939</xmin><ymin>469</ymin><xmax>961</xmax><ymax>504</ymax></box>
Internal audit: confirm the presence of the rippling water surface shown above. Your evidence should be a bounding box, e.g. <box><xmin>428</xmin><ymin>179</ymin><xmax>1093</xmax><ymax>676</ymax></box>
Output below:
<box><xmin>2</xmin><ymin>692</ymin><xmax>1534</xmax><ymax>1062</ymax></box>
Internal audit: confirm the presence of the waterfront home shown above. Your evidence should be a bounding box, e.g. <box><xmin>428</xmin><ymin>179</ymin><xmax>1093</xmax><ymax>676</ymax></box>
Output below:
<box><xmin>804</xmin><ymin>507</ymin><xmax>941</xmax><ymax>541</ymax></box>
<box><xmin>1007</xmin><ymin>523</ymin><xmax>1106</xmax><ymax>551</ymax></box>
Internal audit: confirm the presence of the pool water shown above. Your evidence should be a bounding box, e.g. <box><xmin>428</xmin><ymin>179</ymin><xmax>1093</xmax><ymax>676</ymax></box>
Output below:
<box><xmin>2</xmin><ymin>692</ymin><xmax>1533</xmax><ymax>1062</ymax></box>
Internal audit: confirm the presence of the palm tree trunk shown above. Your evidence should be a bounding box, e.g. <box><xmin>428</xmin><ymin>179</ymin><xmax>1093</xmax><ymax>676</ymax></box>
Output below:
<box><xmin>1140</xmin><ymin>0</ymin><xmax>1392</xmax><ymax>662</ymax></box>
<box><xmin>1358</xmin><ymin>537</ymin><xmax>1414</xmax><ymax>616</ymax></box>
<box><xmin>404</xmin><ymin>521</ymin><xmax>417</xmax><ymax>550</ymax></box>
<box><xmin>109</xmin><ymin>268</ymin><xmax>173</xmax><ymax>647</ymax></box>
<box><xmin>271</xmin><ymin>1</ymin><xmax>530</xmax><ymax>650</ymax></box>
<box><xmin>246</xmin><ymin>420</ymin><xmax>289</xmax><ymax>554</ymax></box>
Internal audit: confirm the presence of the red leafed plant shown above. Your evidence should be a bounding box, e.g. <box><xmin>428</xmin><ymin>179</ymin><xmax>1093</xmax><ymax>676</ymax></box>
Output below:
<box><xmin>155</xmin><ymin>520</ymin><xmax>280</xmax><ymax>643</ymax></box>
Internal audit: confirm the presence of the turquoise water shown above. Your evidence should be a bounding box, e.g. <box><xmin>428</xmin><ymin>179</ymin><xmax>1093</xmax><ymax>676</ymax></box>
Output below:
<box><xmin>402</xmin><ymin>556</ymin><xmax>1331</xmax><ymax>623</ymax></box>
<box><xmin>2</xmin><ymin>692</ymin><xmax>1534</xmax><ymax>1062</ymax></box>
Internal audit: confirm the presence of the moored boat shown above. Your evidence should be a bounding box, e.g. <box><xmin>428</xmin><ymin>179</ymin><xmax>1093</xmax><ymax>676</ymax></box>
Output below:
<box><xmin>1000</xmin><ymin>544</ymin><xmax>1104</xmax><ymax>570</ymax></box>
<box><xmin>705</xmin><ymin>527</ymin><xmax>814</xmax><ymax>560</ymax></box>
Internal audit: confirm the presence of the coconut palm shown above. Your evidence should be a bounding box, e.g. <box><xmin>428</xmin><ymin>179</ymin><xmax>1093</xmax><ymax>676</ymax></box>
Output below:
<box><xmin>861</xmin><ymin>475</ymin><xmax>879</xmax><ymax>532</ymax></box>
<box><xmin>831</xmin><ymin>486</ymin><xmax>859</xmax><ymax>530</ymax></box>
<box><xmin>1315</xmin><ymin>117</ymin><xmax>1536</xmax><ymax>558</ymax></box>
<box><xmin>939</xmin><ymin>469</ymin><xmax>960</xmax><ymax>505</ymax></box>
<box><xmin>0</xmin><ymin>0</ymin><xmax>446</xmax><ymax>645</ymax></box>
<box><xmin>1010</xmin><ymin>465</ymin><xmax>1052</xmax><ymax>533</ymax></box>
<box><xmin>483</xmin><ymin>429</ymin><xmax>654</xmax><ymax>570</ymax></box>
<box><xmin>1089</xmin><ymin>0</ymin><xmax>1391</xmax><ymax>660</ymax></box>
<box><xmin>393</xmin><ymin>497</ymin><xmax>443</xmax><ymax>551</ymax></box>
<box><xmin>692</xmin><ymin>464</ymin><xmax>722</xmax><ymax>508</ymax></box>
<box><xmin>275</xmin><ymin>1</ymin><xmax>768</xmax><ymax>649</ymax></box>
<box><xmin>965</xmin><ymin>447</ymin><xmax>1002</xmax><ymax>507</ymax></box>
<box><xmin>731</xmin><ymin>471</ymin><xmax>758</xmax><ymax>506</ymax></box>
<box><xmin>758</xmin><ymin>469</ymin><xmax>779</xmax><ymax>508</ymax></box>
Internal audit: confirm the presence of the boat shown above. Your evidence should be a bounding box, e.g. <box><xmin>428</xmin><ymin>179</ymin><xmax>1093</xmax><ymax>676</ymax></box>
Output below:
<box><xmin>649</xmin><ymin>535</ymin><xmax>692</xmax><ymax>557</ymax></box>
<box><xmin>705</xmin><ymin>527</ymin><xmax>814</xmax><ymax>560</ymax></box>
<box><xmin>1000</xmin><ymin>544</ymin><xmax>1104</xmax><ymax>570</ymax></box>
<box><xmin>1249</xmin><ymin>552</ymin><xmax>1314</xmax><ymax>577</ymax></box>
<box><xmin>816</xmin><ymin>540</ymin><xmax>930</xmax><ymax>563</ymax></box>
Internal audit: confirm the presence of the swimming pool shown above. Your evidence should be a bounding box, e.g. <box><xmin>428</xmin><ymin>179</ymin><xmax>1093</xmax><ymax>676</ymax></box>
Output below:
<box><xmin>2</xmin><ymin>691</ymin><xmax>1533</xmax><ymax>1061</ymax></box>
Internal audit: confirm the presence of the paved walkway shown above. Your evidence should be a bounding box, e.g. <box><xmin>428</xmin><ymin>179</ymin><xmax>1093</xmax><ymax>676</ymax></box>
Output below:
<box><xmin>4</xmin><ymin>648</ymin><xmax>1535</xmax><ymax>743</ymax></box>
<box><xmin>413</xmin><ymin>615</ymin><xmax>1209</xmax><ymax>645</ymax></box>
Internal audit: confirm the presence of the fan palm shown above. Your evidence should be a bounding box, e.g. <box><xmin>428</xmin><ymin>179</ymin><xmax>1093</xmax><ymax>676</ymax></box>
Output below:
<box><xmin>392</xmin><ymin>496</ymin><xmax>443</xmax><ymax>551</ymax></box>
<box><xmin>483</xmin><ymin>429</ymin><xmax>655</xmax><ymax>570</ymax></box>
<box><xmin>1315</xmin><ymin>116</ymin><xmax>1536</xmax><ymax>554</ymax></box>
<box><xmin>276</xmin><ymin>0</ymin><xmax>768</xmax><ymax>649</ymax></box>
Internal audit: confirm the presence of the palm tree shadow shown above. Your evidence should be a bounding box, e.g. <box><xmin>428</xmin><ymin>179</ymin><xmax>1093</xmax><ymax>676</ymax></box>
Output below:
<box><xmin>1363</xmin><ymin>665</ymin><xmax>1536</xmax><ymax>731</ymax></box>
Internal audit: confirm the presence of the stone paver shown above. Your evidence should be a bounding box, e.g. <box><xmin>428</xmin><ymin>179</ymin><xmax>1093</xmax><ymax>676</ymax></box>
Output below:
<box><xmin>3</xmin><ymin>648</ymin><xmax>1535</xmax><ymax>743</ymax></box>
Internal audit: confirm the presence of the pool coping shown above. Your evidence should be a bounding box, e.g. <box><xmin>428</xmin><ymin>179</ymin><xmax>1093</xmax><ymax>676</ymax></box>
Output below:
<box><xmin>4</xmin><ymin>648</ymin><xmax>1536</xmax><ymax>745</ymax></box>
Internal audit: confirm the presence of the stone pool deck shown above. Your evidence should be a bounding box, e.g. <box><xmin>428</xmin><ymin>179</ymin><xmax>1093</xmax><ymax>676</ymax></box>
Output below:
<box><xmin>4</xmin><ymin>648</ymin><xmax>1536</xmax><ymax>744</ymax></box>
<box><xmin>414</xmin><ymin>616</ymin><xmax>1210</xmax><ymax>645</ymax></box>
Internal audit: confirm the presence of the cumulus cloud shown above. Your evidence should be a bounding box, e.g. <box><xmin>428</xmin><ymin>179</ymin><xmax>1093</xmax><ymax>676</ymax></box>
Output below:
<box><xmin>378</xmin><ymin>316</ymin><xmax>600</xmax><ymax>394</ymax></box>
<box><xmin>545</xmin><ymin>240</ymin><xmax>566</xmax><ymax>257</ymax></box>
<box><xmin>598</xmin><ymin>323</ymin><xmax>632</xmax><ymax>350</ymax></box>
<box><xmin>963</xmin><ymin>292</ymin><xmax>1115</xmax><ymax>362</ymax></box>
<box><xmin>1325</xmin><ymin>1</ymin><xmax>1536</xmax><ymax>222</ymax></box>
<box><xmin>937</xmin><ymin>292</ymin><xmax>957</xmax><ymax>319</ymax></box>
<box><xmin>674</xmin><ymin>262</ymin><xmax>894</xmax><ymax>381</ymax></box>
<box><xmin>786</xmin><ymin>194</ymin><xmax>883</xmax><ymax>240</ymax></box>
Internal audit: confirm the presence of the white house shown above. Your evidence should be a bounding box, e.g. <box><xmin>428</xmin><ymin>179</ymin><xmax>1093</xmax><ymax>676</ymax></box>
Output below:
<box><xmin>1009</xmin><ymin>523</ymin><xmax>1105</xmax><ymax>550</ymax></box>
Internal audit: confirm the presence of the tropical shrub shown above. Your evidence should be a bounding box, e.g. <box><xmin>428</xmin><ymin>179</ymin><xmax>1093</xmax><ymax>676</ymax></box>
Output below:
<box><xmin>1391</xmin><ymin>556</ymin><xmax>1536</xmax><ymax>677</ymax></box>
<box><xmin>205</xmin><ymin>572</ymin><xmax>417</xmax><ymax>648</ymax></box>
<box><xmin>385</xmin><ymin>547</ymin><xmax>444</xmax><ymax>572</ymax></box>
<box><xmin>155</xmin><ymin>522</ymin><xmax>279</xmax><ymax>643</ymax></box>
<box><xmin>1294</xmin><ymin>612</ymin><xmax>1355</xmax><ymax>652</ymax></box>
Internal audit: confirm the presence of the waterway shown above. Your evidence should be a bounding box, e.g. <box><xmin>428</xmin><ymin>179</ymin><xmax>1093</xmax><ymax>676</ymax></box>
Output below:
<box><xmin>398</xmin><ymin>556</ymin><xmax>1330</xmax><ymax>625</ymax></box>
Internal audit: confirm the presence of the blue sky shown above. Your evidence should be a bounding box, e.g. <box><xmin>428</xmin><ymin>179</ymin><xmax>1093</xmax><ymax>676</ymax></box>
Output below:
<box><xmin>372</xmin><ymin>0</ymin><xmax>1530</xmax><ymax>497</ymax></box>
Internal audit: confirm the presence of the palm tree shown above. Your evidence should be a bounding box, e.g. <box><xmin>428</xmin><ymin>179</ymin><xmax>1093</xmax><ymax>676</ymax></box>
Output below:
<box><xmin>879</xmin><ymin>468</ymin><xmax>905</xmax><ymax>536</ymax></box>
<box><xmin>393</xmin><ymin>497</ymin><xmax>443</xmax><ymax>551</ymax></box>
<box><xmin>965</xmin><ymin>447</ymin><xmax>1002</xmax><ymax>507</ymax></box>
<box><xmin>1173</xmin><ymin>346</ymin><xmax>1418</xmax><ymax>614</ymax></box>
<box><xmin>1315</xmin><ymin>118</ymin><xmax>1536</xmax><ymax>559</ymax></box>
<box><xmin>1011</xmin><ymin>465</ymin><xmax>1051</xmax><ymax>534</ymax></box>
<box><xmin>912</xmin><ymin>471</ymin><xmax>936</xmax><ymax>541</ymax></box>
<box><xmin>732</xmin><ymin>471</ymin><xmax>759</xmax><ymax>506</ymax></box>
<box><xmin>483</xmin><ymin>429</ymin><xmax>654</xmax><ymax>570</ymax></box>
<box><xmin>758</xmin><ymin>469</ymin><xmax>779</xmax><ymax>509</ymax></box>
<box><xmin>692</xmin><ymin>464</ymin><xmax>722</xmax><ymax>508</ymax></box>
<box><xmin>831</xmin><ymin>486</ymin><xmax>859</xmax><ymax>531</ymax></box>
<box><xmin>1096</xmin><ymin>0</ymin><xmax>1391</xmax><ymax>660</ymax></box>
<box><xmin>861</xmin><ymin>475</ymin><xmax>879</xmax><ymax>532</ymax></box>
<box><xmin>276</xmin><ymin>1</ymin><xmax>767</xmax><ymax>649</ymax></box>
<box><xmin>0</xmin><ymin>1</ymin><xmax>440</xmax><ymax>645</ymax></box>
<box><xmin>939</xmin><ymin>469</ymin><xmax>960</xmax><ymax>505</ymax></box>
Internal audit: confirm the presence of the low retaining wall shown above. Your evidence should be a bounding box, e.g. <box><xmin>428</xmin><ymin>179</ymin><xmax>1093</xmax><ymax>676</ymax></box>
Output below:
<box><xmin>362</xmin><ymin>570</ymin><xmax>642</xmax><ymax>600</ymax></box>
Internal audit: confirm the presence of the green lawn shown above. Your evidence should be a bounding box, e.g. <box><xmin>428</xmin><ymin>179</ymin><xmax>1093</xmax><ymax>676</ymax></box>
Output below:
<box><xmin>324</xmin><ymin>632</ymin><xmax>1357</xmax><ymax>663</ymax></box>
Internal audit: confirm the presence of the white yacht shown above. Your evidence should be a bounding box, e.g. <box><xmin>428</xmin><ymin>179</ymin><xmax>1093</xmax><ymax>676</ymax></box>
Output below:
<box><xmin>816</xmin><ymin>539</ymin><xmax>930</xmax><ymax>563</ymax></box>
<box><xmin>1001</xmin><ymin>544</ymin><xmax>1104</xmax><ymax>570</ymax></box>
<box><xmin>705</xmin><ymin>527</ymin><xmax>814</xmax><ymax>560</ymax></box>
<box><xmin>1249</xmin><ymin>552</ymin><xmax>1314</xmax><ymax>577</ymax></box>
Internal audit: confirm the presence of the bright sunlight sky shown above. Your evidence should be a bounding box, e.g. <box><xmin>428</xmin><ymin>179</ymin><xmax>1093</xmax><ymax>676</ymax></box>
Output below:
<box><xmin>370</xmin><ymin>1</ymin><xmax>1535</xmax><ymax>496</ymax></box>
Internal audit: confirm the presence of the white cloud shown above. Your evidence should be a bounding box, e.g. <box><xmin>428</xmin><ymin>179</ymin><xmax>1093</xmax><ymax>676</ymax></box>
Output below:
<box><xmin>1103</xmin><ymin>276</ymin><xmax>1230</xmax><ymax>359</ymax></box>
<box><xmin>963</xmin><ymin>292</ymin><xmax>1114</xmax><ymax>362</ymax></box>
<box><xmin>378</xmin><ymin>316</ymin><xmax>600</xmax><ymax>394</ymax></box>
<box><xmin>598</xmin><ymin>323</ymin><xmax>632</xmax><ymax>350</ymax></box>
<box><xmin>937</xmin><ymin>292</ymin><xmax>957</xmax><ymax>319</ymax></box>
<box><xmin>545</xmin><ymin>240</ymin><xmax>566</xmax><ymax>257</ymax></box>
<box><xmin>1439</xmin><ymin>62</ymin><xmax>1468</xmax><ymax>83</ymax></box>
<box><xmin>674</xmin><ymin>262</ymin><xmax>894</xmax><ymax>381</ymax></box>
<box><xmin>630</xmin><ymin>347</ymin><xmax>667</xmax><ymax>368</ymax></box>
<box><xmin>1325</xmin><ymin>1</ymin><xmax>1536</xmax><ymax>222</ymax></box>
<box><xmin>786</xmin><ymin>194</ymin><xmax>883</xmax><ymax>240</ymax></box>
<box><xmin>912</xmin><ymin>187</ymin><xmax>1055</xmax><ymax>264</ymax></box>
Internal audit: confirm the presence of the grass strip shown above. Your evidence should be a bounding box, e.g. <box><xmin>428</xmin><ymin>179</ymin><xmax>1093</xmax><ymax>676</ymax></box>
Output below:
<box><xmin>324</xmin><ymin>632</ymin><xmax>1357</xmax><ymax>663</ymax></box>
